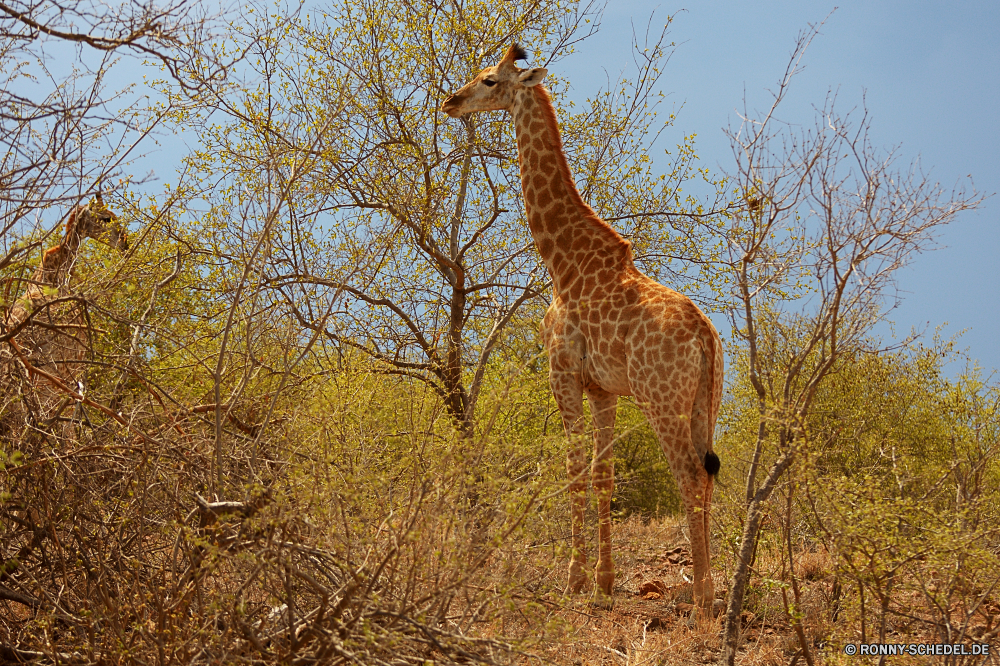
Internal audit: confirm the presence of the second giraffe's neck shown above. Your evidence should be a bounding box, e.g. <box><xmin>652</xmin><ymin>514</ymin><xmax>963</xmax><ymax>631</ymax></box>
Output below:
<box><xmin>511</xmin><ymin>86</ymin><xmax>632</xmax><ymax>296</ymax></box>
<box><xmin>34</xmin><ymin>205</ymin><xmax>86</xmax><ymax>287</ymax></box>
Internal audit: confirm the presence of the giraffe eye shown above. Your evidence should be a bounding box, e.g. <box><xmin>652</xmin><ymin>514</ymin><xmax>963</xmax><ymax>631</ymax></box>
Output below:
<box><xmin>482</xmin><ymin>79</ymin><xmax>497</xmax><ymax>87</ymax></box>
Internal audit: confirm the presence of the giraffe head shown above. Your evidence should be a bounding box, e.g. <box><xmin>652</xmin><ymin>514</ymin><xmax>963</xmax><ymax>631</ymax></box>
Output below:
<box><xmin>441</xmin><ymin>44</ymin><xmax>548</xmax><ymax>118</ymax></box>
<box><xmin>71</xmin><ymin>190</ymin><xmax>128</xmax><ymax>252</ymax></box>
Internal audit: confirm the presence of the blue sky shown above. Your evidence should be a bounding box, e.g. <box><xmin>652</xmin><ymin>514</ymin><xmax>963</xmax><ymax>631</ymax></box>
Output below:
<box><xmin>73</xmin><ymin>0</ymin><xmax>994</xmax><ymax>373</ymax></box>
<box><xmin>557</xmin><ymin>1</ymin><xmax>998</xmax><ymax>373</ymax></box>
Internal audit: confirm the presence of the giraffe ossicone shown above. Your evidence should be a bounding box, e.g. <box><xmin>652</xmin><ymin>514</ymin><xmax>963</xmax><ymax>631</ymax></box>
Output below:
<box><xmin>443</xmin><ymin>45</ymin><xmax>723</xmax><ymax>614</ymax></box>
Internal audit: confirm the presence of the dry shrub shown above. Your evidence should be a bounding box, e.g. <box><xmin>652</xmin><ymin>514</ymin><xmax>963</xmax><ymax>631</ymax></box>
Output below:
<box><xmin>0</xmin><ymin>365</ymin><xmax>555</xmax><ymax>663</ymax></box>
<box><xmin>795</xmin><ymin>549</ymin><xmax>831</xmax><ymax>582</ymax></box>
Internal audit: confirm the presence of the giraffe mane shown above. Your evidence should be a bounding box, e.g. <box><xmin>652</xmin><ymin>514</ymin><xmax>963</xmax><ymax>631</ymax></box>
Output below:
<box><xmin>63</xmin><ymin>202</ymin><xmax>84</xmax><ymax>236</ymax></box>
<box><xmin>41</xmin><ymin>244</ymin><xmax>66</xmax><ymax>265</ymax></box>
<box><xmin>531</xmin><ymin>85</ymin><xmax>634</xmax><ymax>260</ymax></box>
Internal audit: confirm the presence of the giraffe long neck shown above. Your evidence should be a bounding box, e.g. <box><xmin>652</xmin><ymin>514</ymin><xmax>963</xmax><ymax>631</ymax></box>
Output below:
<box><xmin>33</xmin><ymin>205</ymin><xmax>86</xmax><ymax>287</ymax></box>
<box><xmin>511</xmin><ymin>86</ymin><xmax>632</xmax><ymax>296</ymax></box>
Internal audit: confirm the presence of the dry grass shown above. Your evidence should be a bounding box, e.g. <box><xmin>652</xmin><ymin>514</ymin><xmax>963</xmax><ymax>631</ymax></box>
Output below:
<box><xmin>468</xmin><ymin>512</ymin><xmax>1000</xmax><ymax>666</ymax></box>
<box><xmin>470</xmin><ymin>515</ymin><xmax>780</xmax><ymax>666</ymax></box>
<box><xmin>2</xmin><ymin>386</ymin><xmax>997</xmax><ymax>666</ymax></box>
<box><xmin>3</xmin><ymin>442</ymin><xmax>998</xmax><ymax>666</ymax></box>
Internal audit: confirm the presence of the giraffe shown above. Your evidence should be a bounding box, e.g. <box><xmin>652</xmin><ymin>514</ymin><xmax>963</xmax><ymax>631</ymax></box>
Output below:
<box><xmin>2</xmin><ymin>191</ymin><xmax>128</xmax><ymax>426</ymax></box>
<box><xmin>442</xmin><ymin>45</ymin><xmax>723</xmax><ymax>612</ymax></box>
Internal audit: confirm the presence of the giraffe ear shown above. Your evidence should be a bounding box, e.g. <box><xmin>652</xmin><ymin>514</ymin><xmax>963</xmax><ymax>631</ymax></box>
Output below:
<box><xmin>518</xmin><ymin>67</ymin><xmax>547</xmax><ymax>87</ymax></box>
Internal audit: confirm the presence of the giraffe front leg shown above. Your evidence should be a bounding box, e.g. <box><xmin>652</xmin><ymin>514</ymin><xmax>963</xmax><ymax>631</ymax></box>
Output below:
<box><xmin>588</xmin><ymin>388</ymin><xmax>618</xmax><ymax>609</ymax></box>
<box><xmin>551</xmin><ymin>372</ymin><xmax>588</xmax><ymax>594</ymax></box>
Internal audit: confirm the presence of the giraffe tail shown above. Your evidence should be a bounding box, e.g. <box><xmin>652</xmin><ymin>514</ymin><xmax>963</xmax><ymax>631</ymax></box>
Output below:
<box><xmin>705</xmin><ymin>451</ymin><xmax>721</xmax><ymax>476</ymax></box>
<box><xmin>694</xmin><ymin>320</ymin><xmax>723</xmax><ymax>477</ymax></box>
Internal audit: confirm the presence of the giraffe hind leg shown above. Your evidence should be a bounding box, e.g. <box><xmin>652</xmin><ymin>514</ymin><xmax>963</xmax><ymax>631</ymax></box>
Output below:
<box><xmin>644</xmin><ymin>404</ymin><xmax>716</xmax><ymax>613</ymax></box>
<box><xmin>690</xmin><ymin>343</ymin><xmax>720</xmax><ymax>613</ymax></box>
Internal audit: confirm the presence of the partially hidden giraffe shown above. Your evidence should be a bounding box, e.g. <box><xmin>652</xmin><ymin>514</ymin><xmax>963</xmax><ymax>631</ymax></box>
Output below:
<box><xmin>2</xmin><ymin>191</ymin><xmax>128</xmax><ymax>423</ymax></box>
<box><xmin>442</xmin><ymin>45</ymin><xmax>723</xmax><ymax>612</ymax></box>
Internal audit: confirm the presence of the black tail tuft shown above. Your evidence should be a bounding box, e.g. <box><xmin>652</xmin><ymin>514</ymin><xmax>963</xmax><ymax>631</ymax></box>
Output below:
<box><xmin>704</xmin><ymin>452</ymin><xmax>721</xmax><ymax>476</ymax></box>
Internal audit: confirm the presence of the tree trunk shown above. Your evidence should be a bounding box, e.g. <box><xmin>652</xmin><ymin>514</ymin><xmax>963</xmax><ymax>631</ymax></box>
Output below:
<box><xmin>721</xmin><ymin>449</ymin><xmax>795</xmax><ymax>666</ymax></box>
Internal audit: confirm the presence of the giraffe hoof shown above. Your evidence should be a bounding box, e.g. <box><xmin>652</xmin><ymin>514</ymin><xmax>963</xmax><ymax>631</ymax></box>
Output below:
<box><xmin>589</xmin><ymin>588</ymin><xmax>614</xmax><ymax>610</ymax></box>
<box><xmin>682</xmin><ymin>601</ymin><xmax>722</xmax><ymax>626</ymax></box>
<box><xmin>567</xmin><ymin>571</ymin><xmax>588</xmax><ymax>595</ymax></box>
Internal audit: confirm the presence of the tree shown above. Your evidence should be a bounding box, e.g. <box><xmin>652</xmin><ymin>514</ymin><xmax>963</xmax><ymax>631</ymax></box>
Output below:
<box><xmin>715</xmin><ymin>22</ymin><xmax>983</xmax><ymax>664</ymax></box>
<box><xmin>173</xmin><ymin>0</ymin><xmax>726</xmax><ymax>443</ymax></box>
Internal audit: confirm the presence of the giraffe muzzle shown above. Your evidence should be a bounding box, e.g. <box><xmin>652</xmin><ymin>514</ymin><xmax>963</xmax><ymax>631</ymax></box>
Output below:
<box><xmin>441</xmin><ymin>95</ymin><xmax>463</xmax><ymax>117</ymax></box>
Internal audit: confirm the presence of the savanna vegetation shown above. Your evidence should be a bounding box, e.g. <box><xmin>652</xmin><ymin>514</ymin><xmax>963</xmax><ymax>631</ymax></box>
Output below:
<box><xmin>0</xmin><ymin>2</ymin><xmax>993</xmax><ymax>665</ymax></box>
